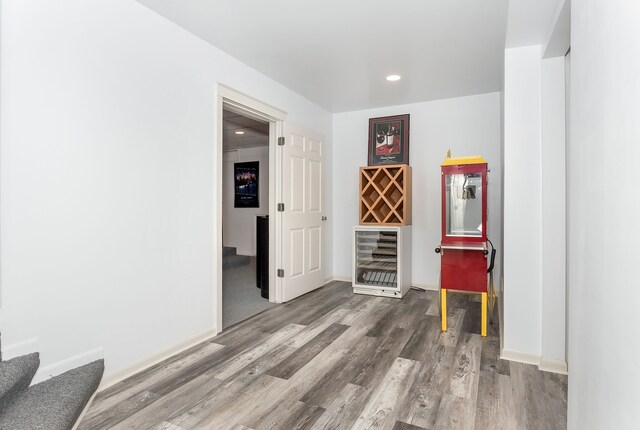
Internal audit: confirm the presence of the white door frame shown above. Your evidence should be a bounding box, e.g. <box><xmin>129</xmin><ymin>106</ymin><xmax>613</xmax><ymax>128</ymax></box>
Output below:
<box><xmin>215</xmin><ymin>84</ymin><xmax>287</xmax><ymax>333</ymax></box>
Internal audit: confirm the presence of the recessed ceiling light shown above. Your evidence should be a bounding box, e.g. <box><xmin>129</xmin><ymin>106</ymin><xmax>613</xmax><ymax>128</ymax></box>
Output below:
<box><xmin>235</xmin><ymin>130</ymin><xmax>245</xmax><ymax>135</ymax></box>
<box><xmin>386</xmin><ymin>74</ymin><xmax>401</xmax><ymax>82</ymax></box>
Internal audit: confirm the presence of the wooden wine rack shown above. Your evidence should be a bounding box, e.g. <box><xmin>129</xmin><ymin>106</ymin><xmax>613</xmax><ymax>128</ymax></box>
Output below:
<box><xmin>359</xmin><ymin>164</ymin><xmax>412</xmax><ymax>226</ymax></box>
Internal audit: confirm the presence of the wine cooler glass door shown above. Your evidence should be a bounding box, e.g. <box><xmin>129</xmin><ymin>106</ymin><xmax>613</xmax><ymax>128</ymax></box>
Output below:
<box><xmin>355</xmin><ymin>230</ymin><xmax>398</xmax><ymax>287</ymax></box>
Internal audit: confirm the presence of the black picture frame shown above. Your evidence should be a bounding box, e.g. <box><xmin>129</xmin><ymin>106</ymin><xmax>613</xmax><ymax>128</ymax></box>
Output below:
<box><xmin>368</xmin><ymin>114</ymin><xmax>410</xmax><ymax>166</ymax></box>
<box><xmin>234</xmin><ymin>161</ymin><xmax>259</xmax><ymax>208</ymax></box>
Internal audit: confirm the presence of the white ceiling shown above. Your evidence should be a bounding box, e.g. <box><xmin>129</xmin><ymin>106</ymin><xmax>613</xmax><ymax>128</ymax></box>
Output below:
<box><xmin>223</xmin><ymin>109</ymin><xmax>269</xmax><ymax>151</ymax></box>
<box><xmin>505</xmin><ymin>0</ymin><xmax>564</xmax><ymax>48</ymax></box>
<box><xmin>136</xmin><ymin>0</ymin><xmax>509</xmax><ymax>113</ymax></box>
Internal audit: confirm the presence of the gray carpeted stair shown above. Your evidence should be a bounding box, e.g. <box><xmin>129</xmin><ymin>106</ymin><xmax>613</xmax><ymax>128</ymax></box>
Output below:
<box><xmin>223</xmin><ymin>246</ymin><xmax>250</xmax><ymax>270</ymax></box>
<box><xmin>0</xmin><ymin>354</ymin><xmax>104</xmax><ymax>430</ymax></box>
<box><xmin>0</xmin><ymin>353</ymin><xmax>40</xmax><ymax>412</ymax></box>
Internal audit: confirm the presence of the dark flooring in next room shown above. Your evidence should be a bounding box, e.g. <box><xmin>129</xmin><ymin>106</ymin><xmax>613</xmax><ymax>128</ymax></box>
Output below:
<box><xmin>79</xmin><ymin>281</ymin><xmax>567</xmax><ymax>430</ymax></box>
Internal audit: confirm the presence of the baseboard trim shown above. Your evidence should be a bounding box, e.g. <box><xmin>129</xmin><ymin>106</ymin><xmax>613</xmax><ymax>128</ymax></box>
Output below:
<box><xmin>324</xmin><ymin>276</ymin><xmax>351</xmax><ymax>284</ymax></box>
<box><xmin>411</xmin><ymin>282</ymin><xmax>438</xmax><ymax>291</ymax></box>
<box><xmin>500</xmin><ymin>348</ymin><xmax>541</xmax><ymax>366</ymax></box>
<box><xmin>501</xmin><ymin>348</ymin><xmax>569</xmax><ymax>375</ymax></box>
<box><xmin>33</xmin><ymin>347</ymin><xmax>104</xmax><ymax>384</ymax></box>
<box><xmin>2</xmin><ymin>337</ymin><xmax>39</xmax><ymax>360</ymax></box>
<box><xmin>539</xmin><ymin>358</ymin><xmax>568</xmax><ymax>375</ymax></box>
<box><xmin>99</xmin><ymin>327</ymin><xmax>218</xmax><ymax>391</ymax></box>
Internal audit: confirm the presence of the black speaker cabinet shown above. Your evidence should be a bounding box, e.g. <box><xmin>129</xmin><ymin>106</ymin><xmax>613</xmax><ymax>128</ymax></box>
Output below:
<box><xmin>256</xmin><ymin>215</ymin><xmax>269</xmax><ymax>299</ymax></box>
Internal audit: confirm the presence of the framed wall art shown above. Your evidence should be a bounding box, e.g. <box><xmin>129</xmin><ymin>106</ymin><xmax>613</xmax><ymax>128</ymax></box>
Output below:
<box><xmin>234</xmin><ymin>161</ymin><xmax>259</xmax><ymax>208</ymax></box>
<box><xmin>368</xmin><ymin>114</ymin><xmax>410</xmax><ymax>166</ymax></box>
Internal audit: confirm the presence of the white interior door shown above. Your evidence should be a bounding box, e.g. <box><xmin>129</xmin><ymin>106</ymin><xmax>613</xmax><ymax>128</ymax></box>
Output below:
<box><xmin>280</xmin><ymin>123</ymin><xmax>325</xmax><ymax>302</ymax></box>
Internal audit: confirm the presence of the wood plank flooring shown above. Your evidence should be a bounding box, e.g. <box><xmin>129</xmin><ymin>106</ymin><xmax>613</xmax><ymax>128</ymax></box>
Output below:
<box><xmin>79</xmin><ymin>281</ymin><xmax>567</xmax><ymax>430</ymax></box>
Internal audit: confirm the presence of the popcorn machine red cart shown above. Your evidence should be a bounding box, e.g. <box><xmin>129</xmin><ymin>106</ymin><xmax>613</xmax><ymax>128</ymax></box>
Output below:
<box><xmin>435</xmin><ymin>154</ymin><xmax>496</xmax><ymax>337</ymax></box>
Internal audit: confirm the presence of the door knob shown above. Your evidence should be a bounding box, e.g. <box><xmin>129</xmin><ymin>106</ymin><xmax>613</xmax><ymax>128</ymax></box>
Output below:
<box><xmin>321</xmin><ymin>216</ymin><xmax>327</xmax><ymax>221</ymax></box>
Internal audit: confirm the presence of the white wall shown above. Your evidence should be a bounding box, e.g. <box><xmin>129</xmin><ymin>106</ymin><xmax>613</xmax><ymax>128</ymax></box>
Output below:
<box><xmin>503</xmin><ymin>45</ymin><xmax>543</xmax><ymax>360</ymax></box>
<box><xmin>0</xmin><ymin>0</ymin><xmax>332</xmax><ymax>381</ymax></box>
<box><xmin>540</xmin><ymin>56</ymin><xmax>566</xmax><ymax>370</ymax></box>
<box><xmin>223</xmin><ymin>147</ymin><xmax>269</xmax><ymax>256</ymax></box>
<box><xmin>332</xmin><ymin>93</ymin><xmax>502</xmax><ymax>289</ymax></box>
<box><xmin>502</xmin><ymin>0</ymin><xmax>572</xmax><ymax>373</ymax></box>
<box><xmin>568</xmin><ymin>2</ymin><xmax>640</xmax><ymax>428</ymax></box>
<box><xmin>502</xmin><ymin>2</ymin><xmax>569</xmax><ymax>372</ymax></box>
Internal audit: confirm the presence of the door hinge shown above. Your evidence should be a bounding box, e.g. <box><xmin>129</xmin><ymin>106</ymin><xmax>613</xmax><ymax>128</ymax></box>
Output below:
<box><xmin>278</xmin><ymin>136</ymin><xmax>285</xmax><ymax>146</ymax></box>
<box><xmin>277</xmin><ymin>203</ymin><xmax>284</xmax><ymax>212</ymax></box>
<box><xmin>277</xmin><ymin>269</ymin><xmax>284</xmax><ymax>278</ymax></box>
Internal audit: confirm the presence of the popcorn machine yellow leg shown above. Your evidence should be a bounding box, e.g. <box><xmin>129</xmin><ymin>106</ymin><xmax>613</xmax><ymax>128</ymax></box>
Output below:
<box><xmin>481</xmin><ymin>292</ymin><xmax>488</xmax><ymax>337</ymax></box>
<box><xmin>441</xmin><ymin>289</ymin><xmax>447</xmax><ymax>332</ymax></box>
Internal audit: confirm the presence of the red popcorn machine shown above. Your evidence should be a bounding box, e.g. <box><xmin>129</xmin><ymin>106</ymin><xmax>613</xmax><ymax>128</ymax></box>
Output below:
<box><xmin>435</xmin><ymin>153</ymin><xmax>496</xmax><ymax>337</ymax></box>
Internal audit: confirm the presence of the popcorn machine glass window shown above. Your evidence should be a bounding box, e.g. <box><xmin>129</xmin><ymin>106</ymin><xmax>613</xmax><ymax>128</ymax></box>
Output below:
<box><xmin>445</xmin><ymin>173</ymin><xmax>483</xmax><ymax>237</ymax></box>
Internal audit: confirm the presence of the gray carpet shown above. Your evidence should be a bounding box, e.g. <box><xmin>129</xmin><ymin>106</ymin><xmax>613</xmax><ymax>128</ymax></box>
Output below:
<box><xmin>223</xmin><ymin>246</ymin><xmax>251</xmax><ymax>270</ymax></box>
<box><xmin>223</xmin><ymin>257</ymin><xmax>277</xmax><ymax>328</ymax></box>
<box><xmin>0</xmin><ymin>360</ymin><xmax>104</xmax><ymax>430</ymax></box>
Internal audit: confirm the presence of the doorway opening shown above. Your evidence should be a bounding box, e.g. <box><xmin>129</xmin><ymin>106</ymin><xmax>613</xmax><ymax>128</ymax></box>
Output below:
<box><xmin>215</xmin><ymin>85</ymin><xmax>287</xmax><ymax>333</ymax></box>
<box><xmin>221</xmin><ymin>108</ymin><xmax>276</xmax><ymax>329</ymax></box>
<box><xmin>215</xmin><ymin>84</ymin><xmax>326</xmax><ymax>332</ymax></box>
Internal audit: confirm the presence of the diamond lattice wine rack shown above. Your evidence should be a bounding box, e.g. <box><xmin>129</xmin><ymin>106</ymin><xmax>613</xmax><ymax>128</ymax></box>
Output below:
<box><xmin>359</xmin><ymin>165</ymin><xmax>412</xmax><ymax>226</ymax></box>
